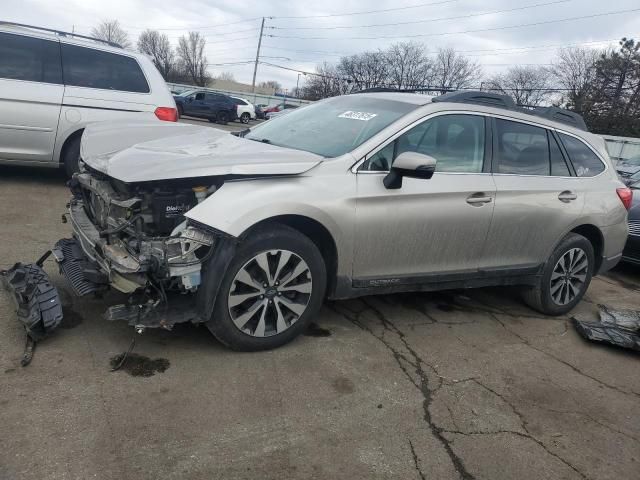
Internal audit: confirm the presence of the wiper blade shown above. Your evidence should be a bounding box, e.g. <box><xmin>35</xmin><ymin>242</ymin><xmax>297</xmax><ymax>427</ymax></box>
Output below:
<box><xmin>246</xmin><ymin>137</ymin><xmax>271</xmax><ymax>144</ymax></box>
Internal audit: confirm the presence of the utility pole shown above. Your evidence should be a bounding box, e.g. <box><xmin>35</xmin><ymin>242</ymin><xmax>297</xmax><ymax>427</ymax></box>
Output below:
<box><xmin>251</xmin><ymin>17</ymin><xmax>265</xmax><ymax>95</ymax></box>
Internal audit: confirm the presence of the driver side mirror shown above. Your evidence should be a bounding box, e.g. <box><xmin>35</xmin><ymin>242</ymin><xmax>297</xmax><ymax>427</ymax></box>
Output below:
<box><xmin>187</xmin><ymin>97</ymin><xmax>194</xmax><ymax>103</ymax></box>
<box><xmin>383</xmin><ymin>152</ymin><xmax>437</xmax><ymax>189</ymax></box>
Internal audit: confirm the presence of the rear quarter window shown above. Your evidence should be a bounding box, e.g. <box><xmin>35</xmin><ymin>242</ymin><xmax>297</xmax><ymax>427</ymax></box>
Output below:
<box><xmin>61</xmin><ymin>44</ymin><xmax>149</xmax><ymax>93</ymax></box>
<box><xmin>0</xmin><ymin>32</ymin><xmax>62</xmax><ymax>84</ymax></box>
<box><xmin>558</xmin><ymin>133</ymin><xmax>605</xmax><ymax>177</ymax></box>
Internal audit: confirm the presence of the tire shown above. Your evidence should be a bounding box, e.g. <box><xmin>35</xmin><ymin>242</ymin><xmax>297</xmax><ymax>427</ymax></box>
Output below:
<box><xmin>216</xmin><ymin>110</ymin><xmax>229</xmax><ymax>125</ymax></box>
<box><xmin>206</xmin><ymin>224</ymin><xmax>327</xmax><ymax>351</ymax></box>
<box><xmin>521</xmin><ymin>233</ymin><xmax>595</xmax><ymax>315</ymax></box>
<box><xmin>177</xmin><ymin>105</ymin><xmax>183</xmax><ymax>118</ymax></box>
<box><xmin>240</xmin><ymin>112</ymin><xmax>250</xmax><ymax>124</ymax></box>
<box><xmin>63</xmin><ymin>135</ymin><xmax>81</xmax><ymax>178</ymax></box>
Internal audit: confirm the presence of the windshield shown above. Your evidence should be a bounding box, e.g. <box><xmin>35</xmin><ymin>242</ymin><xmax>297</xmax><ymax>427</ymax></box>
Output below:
<box><xmin>177</xmin><ymin>89</ymin><xmax>197</xmax><ymax>97</ymax></box>
<box><xmin>245</xmin><ymin>96</ymin><xmax>418</xmax><ymax>157</ymax></box>
<box><xmin>620</xmin><ymin>156</ymin><xmax>640</xmax><ymax>166</ymax></box>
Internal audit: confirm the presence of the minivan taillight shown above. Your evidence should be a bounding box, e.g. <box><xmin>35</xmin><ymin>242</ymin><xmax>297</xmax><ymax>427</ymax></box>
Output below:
<box><xmin>155</xmin><ymin>107</ymin><xmax>178</xmax><ymax>122</ymax></box>
<box><xmin>616</xmin><ymin>187</ymin><xmax>633</xmax><ymax>210</ymax></box>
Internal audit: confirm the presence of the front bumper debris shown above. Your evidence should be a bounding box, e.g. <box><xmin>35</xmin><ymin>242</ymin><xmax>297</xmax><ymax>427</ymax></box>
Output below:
<box><xmin>1</xmin><ymin>262</ymin><xmax>63</xmax><ymax>341</ymax></box>
<box><xmin>573</xmin><ymin>304</ymin><xmax>640</xmax><ymax>351</ymax></box>
<box><xmin>53</xmin><ymin>238</ymin><xmax>108</xmax><ymax>296</ymax></box>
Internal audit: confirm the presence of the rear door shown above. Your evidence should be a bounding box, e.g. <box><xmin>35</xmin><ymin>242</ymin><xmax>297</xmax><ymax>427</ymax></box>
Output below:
<box><xmin>480</xmin><ymin>117</ymin><xmax>584</xmax><ymax>271</ymax></box>
<box><xmin>0</xmin><ymin>31</ymin><xmax>63</xmax><ymax>163</ymax></box>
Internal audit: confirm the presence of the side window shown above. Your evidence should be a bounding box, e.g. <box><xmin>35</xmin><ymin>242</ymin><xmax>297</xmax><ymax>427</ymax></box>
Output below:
<box><xmin>195</xmin><ymin>92</ymin><xmax>206</xmax><ymax>100</ymax></box>
<box><xmin>494</xmin><ymin>119</ymin><xmax>549</xmax><ymax>175</ymax></box>
<box><xmin>61</xmin><ymin>44</ymin><xmax>149</xmax><ymax>93</ymax></box>
<box><xmin>359</xmin><ymin>114</ymin><xmax>485</xmax><ymax>173</ymax></box>
<box><xmin>0</xmin><ymin>32</ymin><xmax>62</xmax><ymax>84</ymax></box>
<box><xmin>549</xmin><ymin>133</ymin><xmax>571</xmax><ymax>176</ymax></box>
<box><xmin>558</xmin><ymin>133</ymin><xmax>605</xmax><ymax>177</ymax></box>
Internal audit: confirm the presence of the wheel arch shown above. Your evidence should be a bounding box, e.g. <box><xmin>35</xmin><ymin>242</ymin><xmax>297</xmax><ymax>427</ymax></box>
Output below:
<box><xmin>570</xmin><ymin>224</ymin><xmax>604</xmax><ymax>273</ymax></box>
<box><xmin>240</xmin><ymin>215</ymin><xmax>339</xmax><ymax>297</ymax></box>
<box><xmin>58</xmin><ymin>128</ymin><xmax>84</xmax><ymax>166</ymax></box>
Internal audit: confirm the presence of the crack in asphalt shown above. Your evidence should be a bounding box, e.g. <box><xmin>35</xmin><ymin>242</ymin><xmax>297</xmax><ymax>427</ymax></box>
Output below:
<box><xmin>408</xmin><ymin>439</ymin><xmax>427</xmax><ymax>480</ymax></box>
<box><xmin>466</xmin><ymin>378</ymin><xmax>590</xmax><ymax>480</ymax></box>
<box><xmin>489</xmin><ymin>313</ymin><xmax>640</xmax><ymax>399</ymax></box>
<box><xmin>328</xmin><ymin>300</ymin><xmax>475</xmax><ymax>480</ymax></box>
<box><xmin>326</xmin><ymin>294</ymin><xmax>629</xmax><ymax>480</ymax></box>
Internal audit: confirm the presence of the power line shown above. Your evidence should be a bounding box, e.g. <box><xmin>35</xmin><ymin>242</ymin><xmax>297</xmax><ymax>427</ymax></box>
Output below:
<box><xmin>268</xmin><ymin>0</ymin><xmax>570</xmax><ymax>30</ymax></box>
<box><xmin>268</xmin><ymin>8</ymin><xmax>640</xmax><ymax>40</ymax></box>
<box><xmin>270</xmin><ymin>0</ymin><xmax>459</xmax><ymax>19</ymax></box>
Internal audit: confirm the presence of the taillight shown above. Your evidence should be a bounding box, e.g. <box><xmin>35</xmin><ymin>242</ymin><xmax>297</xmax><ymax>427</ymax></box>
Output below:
<box><xmin>154</xmin><ymin>107</ymin><xmax>178</xmax><ymax>122</ymax></box>
<box><xmin>616</xmin><ymin>187</ymin><xmax>633</xmax><ymax>210</ymax></box>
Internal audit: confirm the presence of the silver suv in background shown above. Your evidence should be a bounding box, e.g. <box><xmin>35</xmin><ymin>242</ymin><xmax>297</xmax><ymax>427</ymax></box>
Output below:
<box><xmin>3</xmin><ymin>91</ymin><xmax>632</xmax><ymax>351</ymax></box>
<box><xmin>0</xmin><ymin>22</ymin><xmax>177</xmax><ymax>176</ymax></box>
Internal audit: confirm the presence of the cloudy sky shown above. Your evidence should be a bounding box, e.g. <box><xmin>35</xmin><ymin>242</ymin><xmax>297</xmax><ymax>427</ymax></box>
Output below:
<box><xmin>5</xmin><ymin>0</ymin><xmax>640</xmax><ymax>89</ymax></box>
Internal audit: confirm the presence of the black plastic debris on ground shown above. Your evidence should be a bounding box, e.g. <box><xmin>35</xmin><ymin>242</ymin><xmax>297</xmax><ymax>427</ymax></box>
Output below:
<box><xmin>573</xmin><ymin>305</ymin><xmax>640</xmax><ymax>352</ymax></box>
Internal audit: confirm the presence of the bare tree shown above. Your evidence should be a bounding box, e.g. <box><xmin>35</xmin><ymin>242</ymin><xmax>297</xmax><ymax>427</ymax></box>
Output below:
<box><xmin>551</xmin><ymin>47</ymin><xmax>600</xmax><ymax>113</ymax></box>
<box><xmin>339</xmin><ymin>50</ymin><xmax>389</xmax><ymax>90</ymax></box>
<box><xmin>432</xmin><ymin>48</ymin><xmax>482</xmax><ymax>93</ymax></box>
<box><xmin>91</xmin><ymin>20</ymin><xmax>131</xmax><ymax>49</ymax></box>
<box><xmin>137</xmin><ymin>30</ymin><xmax>174</xmax><ymax>79</ymax></box>
<box><xmin>386</xmin><ymin>42</ymin><xmax>434</xmax><ymax>89</ymax></box>
<box><xmin>176</xmin><ymin>32</ymin><xmax>210</xmax><ymax>86</ymax></box>
<box><xmin>485</xmin><ymin>65</ymin><xmax>553</xmax><ymax>107</ymax></box>
<box><xmin>259</xmin><ymin>80</ymin><xmax>282</xmax><ymax>93</ymax></box>
<box><xmin>301</xmin><ymin>62</ymin><xmax>350</xmax><ymax>100</ymax></box>
<box><xmin>217</xmin><ymin>71</ymin><xmax>236</xmax><ymax>82</ymax></box>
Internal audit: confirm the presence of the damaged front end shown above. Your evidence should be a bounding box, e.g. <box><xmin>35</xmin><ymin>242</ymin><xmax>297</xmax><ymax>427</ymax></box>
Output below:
<box><xmin>1</xmin><ymin>168</ymin><xmax>229</xmax><ymax>343</ymax></box>
<box><xmin>60</xmin><ymin>170</ymin><xmax>221</xmax><ymax>327</ymax></box>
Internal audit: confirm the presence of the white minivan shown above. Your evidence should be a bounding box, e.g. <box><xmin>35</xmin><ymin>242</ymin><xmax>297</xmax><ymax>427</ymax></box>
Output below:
<box><xmin>0</xmin><ymin>22</ymin><xmax>178</xmax><ymax>175</ymax></box>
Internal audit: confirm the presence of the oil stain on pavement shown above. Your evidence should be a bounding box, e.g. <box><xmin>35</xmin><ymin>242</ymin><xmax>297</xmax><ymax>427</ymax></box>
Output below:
<box><xmin>109</xmin><ymin>353</ymin><xmax>170</xmax><ymax>377</ymax></box>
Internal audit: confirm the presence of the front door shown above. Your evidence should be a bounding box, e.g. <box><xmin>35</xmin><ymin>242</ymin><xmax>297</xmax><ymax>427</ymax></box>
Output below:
<box><xmin>353</xmin><ymin>113</ymin><xmax>496</xmax><ymax>284</ymax></box>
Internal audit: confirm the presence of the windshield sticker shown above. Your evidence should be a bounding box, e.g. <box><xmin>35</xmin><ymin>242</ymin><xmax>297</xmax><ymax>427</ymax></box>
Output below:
<box><xmin>338</xmin><ymin>111</ymin><xmax>378</xmax><ymax>121</ymax></box>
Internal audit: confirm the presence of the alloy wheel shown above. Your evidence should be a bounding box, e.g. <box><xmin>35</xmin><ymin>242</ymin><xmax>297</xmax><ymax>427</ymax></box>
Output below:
<box><xmin>550</xmin><ymin>247</ymin><xmax>588</xmax><ymax>305</ymax></box>
<box><xmin>228</xmin><ymin>250</ymin><xmax>313</xmax><ymax>337</ymax></box>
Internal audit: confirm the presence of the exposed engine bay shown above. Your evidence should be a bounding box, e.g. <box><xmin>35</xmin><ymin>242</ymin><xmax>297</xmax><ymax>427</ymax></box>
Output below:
<box><xmin>66</xmin><ymin>168</ymin><xmax>221</xmax><ymax>296</ymax></box>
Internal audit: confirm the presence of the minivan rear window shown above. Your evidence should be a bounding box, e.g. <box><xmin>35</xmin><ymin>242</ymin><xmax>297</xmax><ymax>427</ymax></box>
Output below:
<box><xmin>0</xmin><ymin>32</ymin><xmax>62</xmax><ymax>84</ymax></box>
<box><xmin>61</xmin><ymin>44</ymin><xmax>149</xmax><ymax>93</ymax></box>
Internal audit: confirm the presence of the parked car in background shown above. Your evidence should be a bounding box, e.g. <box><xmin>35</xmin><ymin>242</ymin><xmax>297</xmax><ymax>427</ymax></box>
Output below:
<box><xmin>622</xmin><ymin>176</ymin><xmax>640</xmax><ymax>264</ymax></box>
<box><xmin>265</xmin><ymin>103</ymin><xmax>300</xmax><ymax>119</ymax></box>
<box><xmin>615</xmin><ymin>155</ymin><xmax>640</xmax><ymax>182</ymax></box>
<box><xmin>230</xmin><ymin>96</ymin><xmax>256</xmax><ymax>124</ymax></box>
<box><xmin>0</xmin><ymin>22</ymin><xmax>177</xmax><ymax>176</ymax></box>
<box><xmin>9</xmin><ymin>91</ymin><xmax>631</xmax><ymax>352</ymax></box>
<box><xmin>174</xmin><ymin>90</ymin><xmax>237</xmax><ymax>124</ymax></box>
<box><xmin>255</xmin><ymin>104</ymin><xmax>267</xmax><ymax>119</ymax></box>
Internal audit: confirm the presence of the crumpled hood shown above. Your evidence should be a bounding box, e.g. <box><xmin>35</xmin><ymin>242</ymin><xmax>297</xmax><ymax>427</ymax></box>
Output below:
<box><xmin>80</xmin><ymin>121</ymin><xmax>323</xmax><ymax>183</ymax></box>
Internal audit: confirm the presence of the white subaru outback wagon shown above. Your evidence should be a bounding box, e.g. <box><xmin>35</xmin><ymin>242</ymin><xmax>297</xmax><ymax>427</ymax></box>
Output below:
<box><xmin>2</xmin><ymin>91</ymin><xmax>632</xmax><ymax>351</ymax></box>
<box><xmin>0</xmin><ymin>22</ymin><xmax>177</xmax><ymax>176</ymax></box>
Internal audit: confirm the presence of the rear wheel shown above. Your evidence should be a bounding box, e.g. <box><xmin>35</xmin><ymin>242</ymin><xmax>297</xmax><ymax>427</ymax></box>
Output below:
<box><xmin>207</xmin><ymin>225</ymin><xmax>326</xmax><ymax>351</ymax></box>
<box><xmin>240</xmin><ymin>112</ymin><xmax>251</xmax><ymax>124</ymax></box>
<box><xmin>522</xmin><ymin>233</ymin><xmax>594</xmax><ymax>315</ymax></box>
<box><xmin>216</xmin><ymin>110</ymin><xmax>229</xmax><ymax>125</ymax></box>
<box><xmin>63</xmin><ymin>136</ymin><xmax>81</xmax><ymax>178</ymax></box>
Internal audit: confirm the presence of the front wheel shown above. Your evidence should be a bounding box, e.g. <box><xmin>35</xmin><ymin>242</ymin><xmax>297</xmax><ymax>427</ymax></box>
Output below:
<box><xmin>521</xmin><ymin>233</ymin><xmax>594</xmax><ymax>315</ymax></box>
<box><xmin>240</xmin><ymin>112</ymin><xmax>251</xmax><ymax>124</ymax></box>
<box><xmin>63</xmin><ymin>136</ymin><xmax>81</xmax><ymax>178</ymax></box>
<box><xmin>207</xmin><ymin>225</ymin><xmax>326</xmax><ymax>351</ymax></box>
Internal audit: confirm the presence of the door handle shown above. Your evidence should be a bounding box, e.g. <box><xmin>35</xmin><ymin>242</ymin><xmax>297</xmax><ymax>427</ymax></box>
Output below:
<box><xmin>466</xmin><ymin>193</ymin><xmax>492</xmax><ymax>205</ymax></box>
<box><xmin>558</xmin><ymin>191</ymin><xmax>577</xmax><ymax>203</ymax></box>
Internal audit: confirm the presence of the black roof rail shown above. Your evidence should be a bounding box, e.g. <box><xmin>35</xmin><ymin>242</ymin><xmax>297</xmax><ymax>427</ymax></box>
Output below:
<box><xmin>432</xmin><ymin>91</ymin><xmax>518</xmax><ymax>110</ymax></box>
<box><xmin>530</xmin><ymin>106</ymin><xmax>588</xmax><ymax>131</ymax></box>
<box><xmin>0</xmin><ymin>21</ymin><xmax>122</xmax><ymax>48</ymax></box>
<box><xmin>433</xmin><ymin>90</ymin><xmax>588</xmax><ymax>131</ymax></box>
